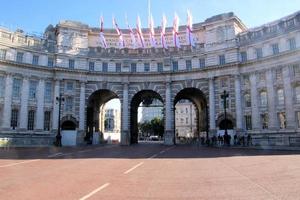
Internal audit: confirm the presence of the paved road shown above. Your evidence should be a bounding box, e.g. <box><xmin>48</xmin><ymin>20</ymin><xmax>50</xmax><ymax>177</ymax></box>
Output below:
<box><xmin>1</xmin><ymin>144</ymin><xmax>300</xmax><ymax>200</ymax></box>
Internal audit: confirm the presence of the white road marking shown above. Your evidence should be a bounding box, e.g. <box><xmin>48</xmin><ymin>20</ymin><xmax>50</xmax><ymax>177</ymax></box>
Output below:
<box><xmin>47</xmin><ymin>153</ymin><xmax>63</xmax><ymax>158</ymax></box>
<box><xmin>0</xmin><ymin>159</ymin><xmax>40</xmax><ymax>168</ymax></box>
<box><xmin>124</xmin><ymin>162</ymin><xmax>144</xmax><ymax>174</ymax></box>
<box><xmin>79</xmin><ymin>183</ymin><xmax>110</xmax><ymax>200</ymax></box>
<box><xmin>148</xmin><ymin>154</ymin><xmax>158</xmax><ymax>159</ymax></box>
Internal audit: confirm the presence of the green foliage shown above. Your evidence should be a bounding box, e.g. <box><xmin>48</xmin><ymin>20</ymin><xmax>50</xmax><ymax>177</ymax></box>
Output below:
<box><xmin>138</xmin><ymin>117</ymin><xmax>164</xmax><ymax>137</ymax></box>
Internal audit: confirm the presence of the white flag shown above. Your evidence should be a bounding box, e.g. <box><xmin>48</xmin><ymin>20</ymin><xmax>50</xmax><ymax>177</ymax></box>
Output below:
<box><xmin>186</xmin><ymin>10</ymin><xmax>195</xmax><ymax>47</ymax></box>
<box><xmin>173</xmin><ymin>13</ymin><xmax>180</xmax><ymax>48</ymax></box>
<box><xmin>161</xmin><ymin>14</ymin><xmax>168</xmax><ymax>49</ymax></box>
<box><xmin>149</xmin><ymin>14</ymin><xmax>156</xmax><ymax>48</ymax></box>
<box><xmin>100</xmin><ymin>16</ymin><xmax>107</xmax><ymax>48</ymax></box>
<box><xmin>113</xmin><ymin>17</ymin><xmax>125</xmax><ymax>48</ymax></box>
<box><xmin>125</xmin><ymin>15</ymin><xmax>137</xmax><ymax>49</ymax></box>
<box><xmin>136</xmin><ymin>15</ymin><xmax>145</xmax><ymax>48</ymax></box>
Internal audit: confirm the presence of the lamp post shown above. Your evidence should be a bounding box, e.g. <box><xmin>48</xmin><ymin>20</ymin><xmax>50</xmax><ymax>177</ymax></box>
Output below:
<box><xmin>55</xmin><ymin>93</ymin><xmax>64</xmax><ymax>146</ymax></box>
<box><xmin>221</xmin><ymin>90</ymin><xmax>229</xmax><ymax>145</ymax></box>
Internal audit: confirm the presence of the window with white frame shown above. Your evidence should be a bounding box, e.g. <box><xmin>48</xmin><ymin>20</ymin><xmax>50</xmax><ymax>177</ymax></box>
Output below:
<box><xmin>0</xmin><ymin>49</ymin><xmax>6</xmax><ymax>60</ymax></box>
<box><xmin>11</xmin><ymin>109</ymin><xmax>19</xmax><ymax>129</ymax></box>
<box><xmin>131</xmin><ymin>63</ymin><xmax>137</xmax><ymax>72</ymax></box>
<box><xmin>32</xmin><ymin>55</ymin><xmax>39</xmax><ymax>65</ymax></box>
<box><xmin>16</xmin><ymin>52</ymin><xmax>24</xmax><ymax>63</ymax></box>
<box><xmin>27</xmin><ymin>110</ymin><xmax>35</xmax><ymax>130</ymax></box>
<box><xmin>295</xmin><ymin>86</ymin><xmax>300</xmax><ymax>103</ymax></box>
<box><xmin>261</xmin><ymin>113</ymin><xmax>268</xmax><ymax>129</ymax></box>
<box><xmin>157</xmin><ymin>62</ymin><xmax>163</xmax><ymax>72</ymax></box>
<box><xmin>172</xmin><ymin>61</ymin><xmax>178</xmax><ymax>72</ymax></box>
<box><xmin>240</xmin><ymin>51</ymin><xmax>247</xmax><ymax>62</ymax></box>
<box><xmin>69</xmin><ymin>59</ymin><xmax>75</xmax><ymax>69</ymax></box>
<box><xmin>219</xmin><ymin>54</ymin><xmax>225</xmax><ymax>65</ymax></box>
<box><xmin>277</xmin><ymin>89</ymin><xmax>284</xmax><ymax>105</ymax></box>
<box><xmin>44</xmin><ymin>82</ymin><xmax>52</xmax><ymax>103</ymax></box>
<box><xmin>260</xmin><ymin>91</ymin><xmax>268</xmax><ymax>106</ymax></box>
<box><xmin>102</xmin><ymin>62</ymin><xmax>108</xmax><ymax>72</ymax></box>
<box><xmin>278</xmin><ymin>112</ymin><xmax>286</xmax><ymax>129</ymax></box>
<box><xmin>116</xmin><ymin>63</ymin><xmax>121</xmax><ymax>72</ymax></box>
<box><xmin>144</xmin><ymin>63</ymin><xmax>150</xmax><ymax>72</ymax></box>
<box><xmin>288</xmin><ymin>38</ymin><xmax>296</xmax><ymax>50</ymax></box>
<box><xmin>48</xmin><ymin>57</ymin><xmax>54</xmax><ymax>67</ymax></box>
<box><xmin>12</xmin><ymin>78</ymin><xmax>22</xmax><ymax>98</ymax></box>
<box><xmin>44</xmin><ymin>111</ymin><xmax>51</xmax><ymax>131</ymax></box>
<box><xmin>272</xmin><ymin>43</ymin><xmax>279</xmax><ymax>55</ymax></box>
<box><xmin>29</xmin><ymin>80</ymin><xmax>38</xmax><ymax>100</ymax></box>
<box><xmin>89</xmin><ymin>62</ymin><xmax>95</xmax><ymax>71</ymax></box>
<box><xmin>66</xmin><ymin>82</ymin><xmax>74</xmax><ymax>92</ymax></box>
<box><xmin>186</xmin><ymin>60</ymin><xmax>192</xmax><ymax>71</ymax></box>
<box><xmin>256</xmin><ymin>48</ymin><xmax>263</xmax><ymax>59</ymax></box>
<box><xmin>0</xmin><ymin>76</ymin><xmax>4</xmax><ymax>97</ymax></box>
<box><xmin>65</xmin><ymin>97</ymin><xmax>73</xmax><ymax>112</ymax></box>
<box><xmin>199</xmin><ymin>58</ymin><xmax>205</xmax><ymax>68</ymax></box>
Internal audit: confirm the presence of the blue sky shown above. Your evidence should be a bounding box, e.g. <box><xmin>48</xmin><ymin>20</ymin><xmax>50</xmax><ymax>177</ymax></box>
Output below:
<box><xmin>0</xmin><ymin>0</ymin><xmax>299</xmax><ymax>35</ymax></box>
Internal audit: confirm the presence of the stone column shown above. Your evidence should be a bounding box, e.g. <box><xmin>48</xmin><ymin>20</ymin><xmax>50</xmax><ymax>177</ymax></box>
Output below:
<box><xmin>52</xmin><ymin>79</ymin><xmax>60</xmax><ymax>130</ymax></box>
<box><xmin>36</xmin><ymin>79</ymin><xmax>45</xmax><ymax>131</ymax></box>
<box><xmin>79</xmin><ymin>82</ymin><xmax>86</xmax><ymax>131</ymax></box>
<box><xmin>266</xmin><ymin>69</ymin><xmax>277</xmax><ymax>129</ymax></box>
<box><xmin>19</xmin><ymin>77</ymin><xmax>29</xmax><ymax>130</ymax></box>
<box><xmin>2</xmin><ymin>74</ymin><xmax>12</xmax><ymax>129</ymax></box>
<box><xmin>121</xmin><ymin>82</ymin><xmax>129</xmax><ymax>145</ymax></box>
<box><xmin>234</xmin><ymin>75</ymin><xmax>243</xmax><ymax>131</ymax></box>
<box><xmin>283</xmin><ymin>66</ymin><xmax>296</xmax><ymax>129</ymax></box>
<box><xmin>164</xmin><ymin>82</ymin><xmax>174</xmax><ymax>145</ymax></box>
<box><xmin>209</xmin><ymin>78</ymin><xmax>216</xmax><ymax>132</ymax></box>
<box><xmin>250</xmin><ymin>73</ymin><xmax>260</xmax><ymax>130</ymax></box>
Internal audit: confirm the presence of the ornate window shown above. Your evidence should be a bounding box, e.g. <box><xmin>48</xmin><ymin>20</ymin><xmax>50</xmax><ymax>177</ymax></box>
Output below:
<box><xmin>260</xmin><ymin>91</ymin><xmax>267</xmax><ymax>106</ymax></box>
<box><xmin>29</xmin><ymin>80</ymin><xmax>38</xmax><ymax>100</ymax></box>
<box><xmin>277</xmin><ymin>89</ymin><xmax>284</xmax><ymax>105</ymax></box>
<box><xmin>186</xmin><ymin>60</ymin><xmax>192</xmax><ymax>71</ymax></box>
<box><xmin>69</xmin><ymin>59</ymin><xmax>75</xmax><ymax>69</ymax></box>
<box><xmin>172</xmin><ymin>61</ymin><xmax>178</xmax><ymax>72</ymax></box>
<box><xmin>89</xmin><ymin>62</ymin><xmax>95</xmax><ymax>71</ymax></box>
<box><xmin>11</xmin><ymin>109</ymin><xmax>19</xmax><ymax>129</ymax></box>
<box><xmin>12</xmin><ymin>78</ymin><xmax>22</xmax><ymax>98</ymax></box>
<box><xmin>16</xmin><ymin>52</ymin><xmax>24</xmax><ymax>63</ymax></box>
<box><xmin>199</xmin><ymin>58</ymin><xmax>205</xmax><ymax>68</ymax></box>
<box><xmin>288</xmin><ymin>38</ymin><xmax>296</xmax><ymax>50</ymax></box>
<box><xmin>157</xmin><ymin>62</ymin><xmax>163</xmax><ymax>72</ymax></box>
<box><xmin>48</xmin><ymin>57</ymin><xmax>54</xmax><ymax>67</ymax></box>
<box><xmin>261</xmin><ymin>113</ymin><xmax>268</xmax><ymax>129</ymax></box>
<box><xmin>240</xmin><ymin>51</ymin><xmax>247</xmax><ymax>62</ymax></box>
<box><xmin>44</xmin><ymin>82</ymin><xmax>52</xmax><ymax>103</ymax></box>
<box><xmin>27</xmin><ymin>110</ymin><xmax>35</xmax><ymax>130</ymax></box>
<box><xmin>144</xmin><ymin>63</ymin><xmax>150</xmax><ymax>72</ymax></box>
<box><xmin>244</xmin><ymin>94</ymin><xmax>251</xmax><ymax>107</ymax></box>
<box><xmin>44</xmin><ymin>111</ymin><xmax>51</xmax><ymax>131</ymax></box>
<box><xmin>65</xmin><ymin>97</ymin><xmax>73</xmax><ymax>112</ymax></box>
<box><xmin>116</xmin><ymin>63</ymin><xmax>121</xmax><ymax>72</ymax></box>
<box><xmin>245</xmin><ymin>115</ymin><xmax>252</xmax><ymax>130</ymax></box>
<box><xmin>256</xmin><ymin>48</ymin><xmax>263</xmax><ymax>59</ymax></box>
<box><xmin>32</xmin><ymin>55</ymin><xmax>39</xmax><ymax>65</ymax></box>
<box><xmin>131</xmin><ymin>63</ymin><xmax>137</xmax><ymax>72</ymax></box>
<box><xmin>66</xmin><ymin>82</ymin><xmax>74</xmax><ymax>92</ymax></box>
<box><xmin>272</xmin><ymin>43</ymin><xmax>279</xmax><ymax>55</ymax></box>
<box><xmin>102</xmin><ymin>62</ymin><xmax>108</xmax><ymax>72</ymax></box>
<box><xmin>219</xmin><ymin>55</ymin><xmax>225</xmax><ymax>65</ymax></box>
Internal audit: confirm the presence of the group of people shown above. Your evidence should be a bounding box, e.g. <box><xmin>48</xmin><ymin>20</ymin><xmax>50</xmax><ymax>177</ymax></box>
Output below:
<box><xmin>200</xmin><ymin>133</ymin><xmax>252</xmax><ymax>147</ymax></box>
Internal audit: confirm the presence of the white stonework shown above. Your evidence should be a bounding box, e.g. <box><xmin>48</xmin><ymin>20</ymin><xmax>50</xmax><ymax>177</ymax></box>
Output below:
<box><xmin>0</xmin><ymin>11</ymin><xmax>300</xmax><ymax>146</ymax></box>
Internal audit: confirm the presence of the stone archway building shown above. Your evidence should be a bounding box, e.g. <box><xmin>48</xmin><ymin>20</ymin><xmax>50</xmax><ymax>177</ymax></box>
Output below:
<box><xmin>1</xmin><ymin>11</ymin><xmax>300</xmax><ymax>146</ymax></box>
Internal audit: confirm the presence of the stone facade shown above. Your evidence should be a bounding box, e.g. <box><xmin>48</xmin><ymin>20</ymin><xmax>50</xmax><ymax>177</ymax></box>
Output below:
<box><xmin>0</xmin><ymin>11</ymin><xmax>300</xmax><ymax>146</ymax></box>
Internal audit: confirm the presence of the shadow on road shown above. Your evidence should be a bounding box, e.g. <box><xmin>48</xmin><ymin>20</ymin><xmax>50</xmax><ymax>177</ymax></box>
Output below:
<box><xmin>1</xmin><ymin>143</ymin><xmax>300</xmax><ymax>160</ymax></box>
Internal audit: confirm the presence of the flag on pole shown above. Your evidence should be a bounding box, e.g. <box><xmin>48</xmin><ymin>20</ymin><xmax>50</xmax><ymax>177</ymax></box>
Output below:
<box><xmin>125</xmin><ymin>15</ymin><xmax>137</xmax><ymax>49</ymax></box>
<box><xmin>99</xmin><ymin>16</ymin><xmax>107</xmax><ymax>48</ymax></box>
<box><xmin>186</xmin><ymin>10</ymin><xmax>195</xmax><ymax>47</ymax></box>
<box><xmin>161</xmin><ymin>14</ymin><xmax>168</xmax><ymax>49</ymax></box>
<box><xmin>149</xmin><ymin>14</ymin><xmax>156</xmax><ymax>48</ymax></box>
<box><xmin>136</xmin><ymin>15</ymin><xmax>145</xmax><ymax>48</ymax></box>
<box><xmin>113</xmin><ymin>17</ymin><xmax>125</xmax><ymax>48</ymax></box>
<box><xmin>173</xmin><ymin>13</ymin><xmax>180</xmax><ymax>48</ymax></box>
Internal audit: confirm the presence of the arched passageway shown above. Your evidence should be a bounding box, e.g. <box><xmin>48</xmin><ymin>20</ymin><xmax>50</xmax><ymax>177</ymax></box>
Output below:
<box><xmin>174</xmin><ymin>88</ymin><xmax>208</xmax><ymax>144</ymax></box>
<box><xmin>130</xmin><ymin>90</ymin><xmax>164</xmax><ymax>144</ymax></box>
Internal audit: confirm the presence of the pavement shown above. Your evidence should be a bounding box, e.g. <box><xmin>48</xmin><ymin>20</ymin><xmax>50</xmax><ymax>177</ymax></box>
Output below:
<box><xmin>1</xmin><ymin>144</ymin><xmax>300</xmax><ymax>200</ymax></box>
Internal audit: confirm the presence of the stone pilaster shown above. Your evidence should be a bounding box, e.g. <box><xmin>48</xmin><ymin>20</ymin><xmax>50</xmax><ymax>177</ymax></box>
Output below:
<box><xmin>52</xmin><ymin>79</ymin><xmax>60</xmax><ymax>130</ymax></box>
<box><xmin>164</xmin><ymin>81</ymin><xmax>174</xmax><ymax>145</ymax></box>
<box><xmin>79</xmin><ymin>82</ymin><xmax>86</xmax><ymax>131</ymax></box>
<box><xmin>19</xmin><ymin>77</ymin><xmax>29</xmax><ymax>130</ymax></box>
<box><xmin>36</xmin><ymin>79</ymin><xmax>45</xmax><ymax>131</ymax></box>
<box><xmin>234</xmin><ymin>75</ymin><xmax>243</xmax><ymax>131</ymax></box>
<box><xmin>2</xmin><ymin>74</ymin><xmax>12</xmax><ymax>129</ymax></box>
<box><xmin>209</xmin><ymin>78</ymin><xmax>216</xmax><ymax>133</ymax></box>
<box><xmin>266</xmin><ymin>69</ymin><xmax>277</xmax><ymax>129</ymax></box>
<box><xmin>282</xmin><ymin>66</ymin><xmax>296</xmax><ymax>129</ymax></box>
<box><xmin>250</xmin><ymin>73</ymin><xmax>260</xmax><ymax>130</ymax></box>
<box><xmin>121</xmin><ymin>82</ymin><xmax>129</xmax><ymax>145</ymax></box>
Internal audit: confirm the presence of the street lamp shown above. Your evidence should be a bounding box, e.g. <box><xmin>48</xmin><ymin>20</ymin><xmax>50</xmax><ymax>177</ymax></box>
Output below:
<box><xmin>55</xmin><ymin>93</ymin><xmax>64</xmax><ymax>146</ymax></box>
<box><xmin>221</xmin><ymin>90</ymin><xmax>229</xmax><ymax>145</ymax></box>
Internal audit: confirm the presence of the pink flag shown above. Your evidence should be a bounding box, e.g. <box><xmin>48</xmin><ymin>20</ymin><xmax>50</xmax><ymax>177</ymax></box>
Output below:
<box><xmin>100</xmin><ymin>16</ymin><xmax>107</xmax><ymax>48</ymax></box>
<box><xmin>125</xmin><ymin>15</ymin><xmax>137</xmax><ymax>49</ymax></box>
<box><xmin>161</xmin><ymin>14</ymin><xmax>168</xmax><ymax>49</ymax></box>
<box><xmin>113</xmin><ymin>17</ymin><xmax>125</xmax><ymax>48</ymax></box>
<box><xmin>186</xmin><ymin>10</ymin><xmax>195</xmax><ymax>47</ymax></box>
<box><xmin>173</xmin><ymin>13</ymin><xmax>180</xmax><ymax>48</ymax></box>
<box><xmin>136</xmin><ymin>15</ymin><xmax>145</xmax><ymax>48</ymax></box>
<box><xmin>149</xmin><ymin>14</ymin><xmax>156</xmax><ymax>48</ymax></box>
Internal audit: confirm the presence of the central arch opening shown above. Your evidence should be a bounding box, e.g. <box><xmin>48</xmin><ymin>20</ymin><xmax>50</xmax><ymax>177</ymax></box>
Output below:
<box><xmin>174</xmin><ymin>88</ymin><xmax>208</xmax><ymax>144</ymax></box>
<box><xmin>130</xmin><ymin>90</ymin><xmax>164</xmax><ymax>144</ymax></box>
<box><xmin>86</xmin><ymin>89</ymin><xmax>121</xmax><ymax>144</ymax></box>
